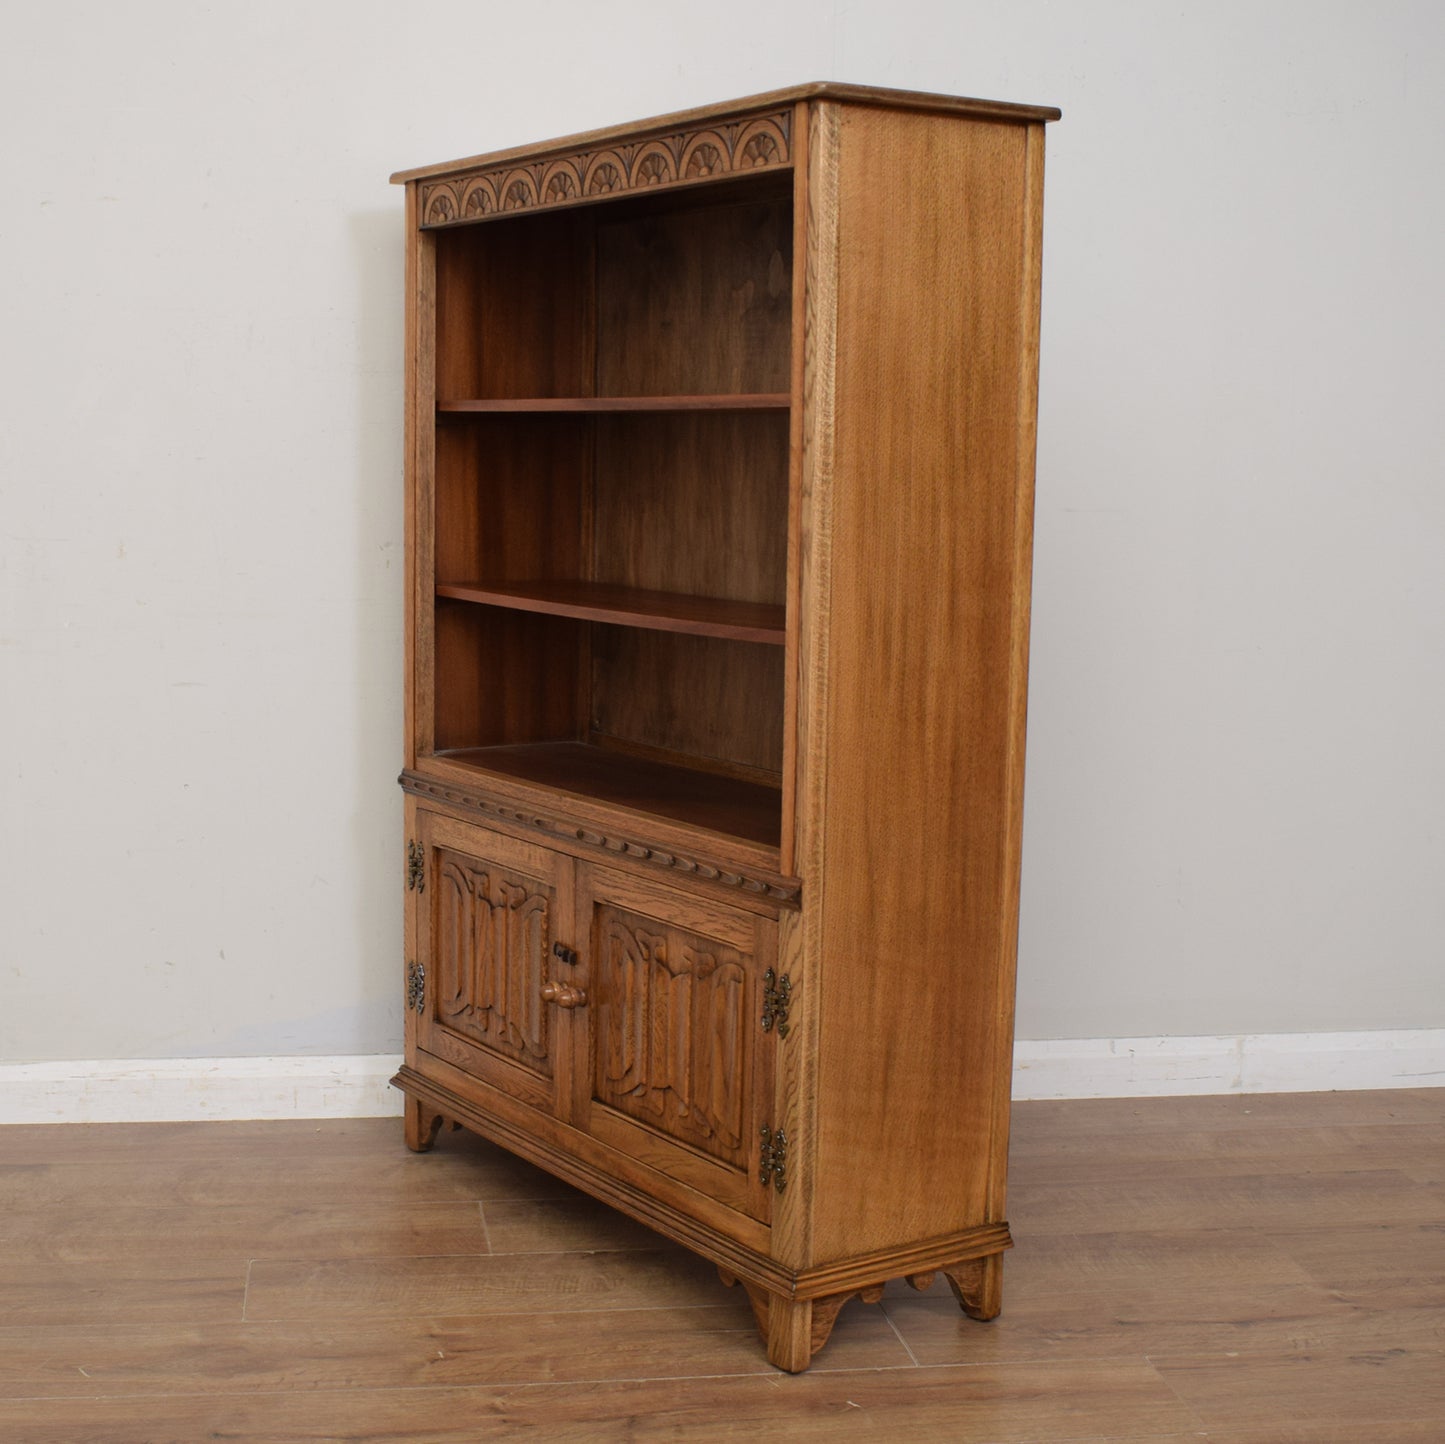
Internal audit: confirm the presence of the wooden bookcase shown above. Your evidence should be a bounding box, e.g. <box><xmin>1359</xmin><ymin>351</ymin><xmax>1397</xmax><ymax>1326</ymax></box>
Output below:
<box><xmin>391</xmin><ymin>82</ymin><xmax>1058</xmax><ymax>1371</ymax></box>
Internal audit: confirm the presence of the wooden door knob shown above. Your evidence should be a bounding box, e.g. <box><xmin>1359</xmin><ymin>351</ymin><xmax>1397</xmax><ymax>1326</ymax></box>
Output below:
<box><xmin>541</xmin><ymin>981</ymin><xmax>587</xmax><ymax>1008</ymax></box>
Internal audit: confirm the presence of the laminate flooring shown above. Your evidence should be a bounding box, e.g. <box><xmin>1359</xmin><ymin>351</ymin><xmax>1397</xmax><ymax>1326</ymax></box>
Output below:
<box><xmin>1</xmin><ymin>1088</ymin><xmax>1441</xmax><ymax>1441</ymax></box>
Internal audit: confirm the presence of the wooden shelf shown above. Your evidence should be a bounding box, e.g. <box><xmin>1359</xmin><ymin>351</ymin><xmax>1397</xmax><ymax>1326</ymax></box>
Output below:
<box><xmin>433</xmin><ymin>741</ymin><xmax>782</xmax><ymax>848</ymax></box>
<box><xmin>436</xmin><ymin>580</ymin><xmax>786</xmax><ymax>645</ymax></box>
<box><xmin>437</xmin><ymin>394</ymin><xmax>789</xmax><ymax>414</ymax></box>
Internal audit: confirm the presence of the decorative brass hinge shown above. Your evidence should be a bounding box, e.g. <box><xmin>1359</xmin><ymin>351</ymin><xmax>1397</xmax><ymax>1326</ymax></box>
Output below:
<box><xmin>406</xmin><ymin>840</ymin><xmax>425</xmax><ymax>893</ymax></box>
<box><xmin>406</xmin><ymin>960</ymin><xmax>426</xmax><ymax>1014</ymax></box>
<box><xmin>761</xmin><ymin>968</ymin><xmax>792</xmax><ymax>1037</ymax></box>
<box><xmin>759</xmin><ymin>1124</ymin><xmax>788</xmax><ymax>1193</ymax></box>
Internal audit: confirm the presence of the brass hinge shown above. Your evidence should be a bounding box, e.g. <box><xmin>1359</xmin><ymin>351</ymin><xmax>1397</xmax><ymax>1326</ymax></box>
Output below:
<box><xmin>761</xmin><ymin>969</ymin><xmax>792</xmax><ymax>1037</ymax></box>
<box><xmin>759</xmin><ymin>1124</ymin><xmax>788</xmax><ymax>1193</ymax></box>
<box><xmin>406</xmin><ymin>840</ymin><xmax>425</xmax><ymax>893</ymax></box>
<box><xmin>406</xmin><ymin>960</ymin><xmax>426</xmax><ymax>1014</ymax></box>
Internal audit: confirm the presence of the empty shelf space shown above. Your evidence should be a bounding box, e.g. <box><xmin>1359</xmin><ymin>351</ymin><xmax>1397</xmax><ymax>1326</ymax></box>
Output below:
<box><xmin>437</xmin><ymin>394</ymin><xmax>790</xmax><ymax>414</ymax></box>
<box><xmin>432</xmin><ymin>741</ymin><xmax>782</xmax><ymax>848</ymax></box>
<box><xmin>435</xmin><ymin>580</ymin><xmax>786</xmax><ymax>645</ymax></box>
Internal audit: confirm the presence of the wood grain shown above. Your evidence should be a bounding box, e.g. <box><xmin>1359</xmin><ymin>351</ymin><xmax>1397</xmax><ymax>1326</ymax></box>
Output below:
<box><xmin>1009</xmin><ymin>1167</ymin><xmax>1445</xmax><ymax>1235</ymax></box>
<box><xmin>1263</xmin><ymin>1220</ymin><xmax>1445</xmax><ymax>1301</ymax></box>
<box><xmin>433</xmin><ymin>210</ymin><xmax>592</xmax><ymax>401</ymax></box>
<box><xmin>803</xmin><ymin>105</ymin><xmax>1045</xmax><ymax>1256</ymax></box>
<box><xmin>399</xmin><ymin>85</ymin><xmax>1061</xmax><ymax>1371</ymax></box>
<box><xmin>0</xmin><ymin>1260</ymin><xmax>247</xmax><ymax>1327</ymax></box>
<box><xmin>437</xmin><ymin>394</ymin><xmax>789</xmax><ymax>412</ymax></box>
<box><xmin>882</xmin><ymin>1279</ymin><xmax>1434</xmax><ymax>1366</ymax></box>
<box><xmin>416</xmin><ymin>814</ymin><xmax>577</xmax><ymax>1120</ymax></box>
<box><xmin>0</xmin><ymin>1309</ymin><xmax>769</xmax><ymax>1399</ymax></box>
<box><xmin>431</xmin><ymin>602</ymin><xmax>581</xmax><ymax>753</ymax></box>
<box><xmin>0</xmin><ymin>1365</ymin><xmax>1200</xmax><ymax>1441</ymax></box>
<box><xmin>244</xmin><ymin>1247</ymin><xmax>722</xmax><ymax>1321</ymax></box>
<box><xmin>391</xmin><ymin>82</ymin><xmax>1061</xmax><ymax>184</ymax></box>
<box><xmin>0</xmin><ymin>1090</ymin><xmax>1440</xmax><ymax>1434</ymax></box>
<box><xmin>589</xmin><ymin>629</ymin><xmax>786</xmax><ymax>782</ymax></box>
<box><xmin>778</xmin><ymin>98</ymin><xmax>811</xmax><ymax>874</ymax></box>
<box><xmin>403</xmin><ymin>182</ymin><xmax>422</xmax><ymax>771</ymax></box>
<box><xmin>481</xmin><ymin>1194</ymin><xmax>661</xmax><ymax>1255</ymax></box>
<box><xmin>0</xmin><ymin>1201</ymin><xmax>488</xmax><ymax>1263</ymax></box>
<box><xmin>1153</xmin><ymin>1346</ymin><xmax>1445</xmax><ymax>1430</ymax></box>
<box><xmin>408</xmin><ymin>197</ymin><xmax>436</xmax><ymax>767</ymax></box>
<box><xmin>435</xmin><ymin>580</ymin><xmax>785</xmax><ymax>645</ymax></box>
<box><xmin>596</xmin><ymin>195</ymin><xmax>791</xmax><ymax>397</ymax></box>
<box><xmin>414</xmin><ymin>112</ymin><xmax>794</xmax><ymax>228</ymax></box>
<box><xmin>578</xmin><ymin>863</ymin><xmax>778</xmax><ymax>1224</ymax></box>
<box><xmin>1196</xmin><ymin>1426</ymin><xmax>1445</xmax><ymax>1444</ymax></box>
<box><xmin>431</xmin><ymin>741</ymin><xmax>782</xmax><ymax>846</ymax></box>
<box><xmin>591</xmin><ymin>411</ymin><xmax>789</xmax><ymax>606</ymax></box>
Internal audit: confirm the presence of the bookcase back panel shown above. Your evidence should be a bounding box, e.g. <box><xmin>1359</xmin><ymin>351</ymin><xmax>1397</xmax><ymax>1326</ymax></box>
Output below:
<box><xmin>433</xmin><ymin>602</ymin><xmax>582</xmax><ymax>751</ymax></box>
<box><xmin>589</xmin><ymin>629</ymin><xmax>784</xmax><ymax>782</ymax></box>
<box><xmin>592</xmin><ymin>412</ymin><xmax>788</xmax><ymax>605</ymax></box>
<box><xmin>434</xmin><ymin>210</ymin><xmax>593</xmax><ymax>400</ymax></box>
<box><xmin>434</xmin><ymin>414</ymin><xmax>588</xmax><ymax>584</ymax></box>
<box><xmin>595</xmin><ymin>192</ymin><xmax>792</xmax><ymax>396</ymax></box>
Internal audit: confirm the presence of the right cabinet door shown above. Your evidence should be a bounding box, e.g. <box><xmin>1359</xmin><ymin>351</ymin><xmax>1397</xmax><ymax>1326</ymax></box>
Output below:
<box><xmin>576</xmin><ymin>863</ymin><xmax>778</xmax><ymax>1223</ymax></box>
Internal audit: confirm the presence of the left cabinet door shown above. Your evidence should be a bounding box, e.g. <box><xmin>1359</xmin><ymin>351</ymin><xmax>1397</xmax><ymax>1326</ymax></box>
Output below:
<box><xmin>410</xmin><ymin>810</ymin><xmax>577</xmax><ymax>1120</ymax></box>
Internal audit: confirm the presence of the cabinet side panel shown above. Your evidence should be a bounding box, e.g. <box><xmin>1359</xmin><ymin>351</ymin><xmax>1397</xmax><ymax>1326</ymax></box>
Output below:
<box><xmin>808</xmin><ymin>109</ymin><xmax>1042</xmax><ymax>1259</ymax></box>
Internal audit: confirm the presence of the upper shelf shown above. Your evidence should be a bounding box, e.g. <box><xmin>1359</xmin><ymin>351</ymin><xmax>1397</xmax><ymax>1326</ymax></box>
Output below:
<box><xmin>437</xmin><ymin>395</ymin><xmax>789</xmax><ymax>414</ymax></box>
<box><xmin>436</xmin><ymin>579</ymin><xmax>786</xmax><ymax>645</ymax></box>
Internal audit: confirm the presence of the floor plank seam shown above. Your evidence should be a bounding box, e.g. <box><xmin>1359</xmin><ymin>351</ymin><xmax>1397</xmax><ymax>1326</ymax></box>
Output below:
<box><xmin>0</xmin><ymin>1364</ymin><xmax>943</xmax><ymax>1404</ymax></box>
<box><xmin>4</xmin><ymin>1091</ymin><xmax>1439</xmax><ymax>1428</ymax></box>
<box><xmin>1143</xmin><ymin>1359</ymin><xmax>1228</xmax><ymax>1436</ymax></box>
<box><xmin>236</xmin><ymin>1303</ymin><xmax>760</xmax><ymax>1322</ymax></box>
<box><xmin>876</xmin><ymin>1302</ymin><xmax>922</xmax><ymax>1368</ymax></box>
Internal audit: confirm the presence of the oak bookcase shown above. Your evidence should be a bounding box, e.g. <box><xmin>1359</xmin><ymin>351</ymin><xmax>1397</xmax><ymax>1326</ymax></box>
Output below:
<box><xmin>390</xmin><ymin>82</ymin><xmax>1058</xmax><ymax>1371</ymax></box>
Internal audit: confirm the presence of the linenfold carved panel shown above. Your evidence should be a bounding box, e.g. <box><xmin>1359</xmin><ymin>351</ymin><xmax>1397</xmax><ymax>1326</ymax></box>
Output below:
<box><xmin>419</xmin><ymin>111</ymin><xmax>791</xmax><ymax>228</ymax></box>
<box><xmin>593</xmin><ymin>904</ymin><xmax>751</xmax><ymax>1169</ymax></box>
<box><xmin>433</xmin><ymin>849</ymin><xmax>553</xmax><ymax>1076</ymax></box>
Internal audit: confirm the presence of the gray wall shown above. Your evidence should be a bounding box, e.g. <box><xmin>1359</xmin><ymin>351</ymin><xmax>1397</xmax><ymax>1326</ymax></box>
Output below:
<box><xmin>3</xmin><ymin>2</ymin><xmax>1441</xmax><ymax>1061</ymax></box>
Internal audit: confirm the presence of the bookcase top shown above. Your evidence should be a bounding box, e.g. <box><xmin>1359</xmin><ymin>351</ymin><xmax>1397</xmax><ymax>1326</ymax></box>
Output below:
<box><xmin>390</xmin><ymin>81</ymin><xmax>1061</xmax><ymax>185</ymax></box>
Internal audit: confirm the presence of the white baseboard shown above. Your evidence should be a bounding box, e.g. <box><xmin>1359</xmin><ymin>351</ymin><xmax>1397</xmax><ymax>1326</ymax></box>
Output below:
<box><xmin>1011</xmin><ymin>1029</ymin><xmax>1445</xmax><ymax>1100</ymax></box>
<box><xmin>1</xmin><ymin>1032</ymin><xmax>1441</xmax><ymax>1124</ymax></box>
<box><xmin>0</xmin><ymin>1055</ymin><xmax>406</xmax><ymax>1125</ymax></box>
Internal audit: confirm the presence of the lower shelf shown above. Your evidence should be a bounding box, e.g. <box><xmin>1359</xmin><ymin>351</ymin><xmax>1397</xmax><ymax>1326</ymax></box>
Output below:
<box><xmin>431</xmin><ymin>741</ymin><xmax>782</xmax><ymax>848</ymax></box>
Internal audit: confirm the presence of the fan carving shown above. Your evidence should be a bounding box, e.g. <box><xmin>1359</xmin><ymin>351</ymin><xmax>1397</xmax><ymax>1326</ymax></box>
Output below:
<box><xmin>418</xmin><ymin>109</ymin><xmax>791</xmax><ymax>227</ymax></box>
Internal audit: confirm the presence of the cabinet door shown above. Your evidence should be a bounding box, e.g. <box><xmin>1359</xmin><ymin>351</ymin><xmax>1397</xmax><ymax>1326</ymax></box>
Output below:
<box><xmin>577</xmin><ymin>863</ymin><xmax>777</xmax><ymax>1223</ymax></box>
<box><xmin>415</xmin><ymin>811</ymin><xmax>578</xmax><ymax>1119</ymax></box>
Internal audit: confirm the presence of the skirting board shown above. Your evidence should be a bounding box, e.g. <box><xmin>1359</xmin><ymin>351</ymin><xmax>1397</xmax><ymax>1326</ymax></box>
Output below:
<box><xmin>1</xmin><ymin>1032</ymin><xmax>1442</xmax><ymax>1124</ymax></box>
<box><xmin>1012</xmin><ymin>1030</ymin><xmax>1445</xmax><ymax>1100</ymax></box>
<box><xmin>0</xmin><ymin>1055</ymin><xmax>405</xmax><ymax>1126</ymax></box>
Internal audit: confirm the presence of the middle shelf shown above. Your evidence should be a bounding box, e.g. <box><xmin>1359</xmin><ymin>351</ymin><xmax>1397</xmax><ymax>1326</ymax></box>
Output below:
<box><xmin>435</xmin><ymin>580</ymin><xmax>786</xmax><ymax>645</ymax></box>
<box><xmin>437</xmin><ymin>395</ymin><xmax>790</xmax><ymax>413</ymax></box>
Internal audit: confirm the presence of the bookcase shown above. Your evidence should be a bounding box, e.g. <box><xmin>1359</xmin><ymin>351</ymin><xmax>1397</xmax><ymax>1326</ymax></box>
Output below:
<box><xmin>391</xmin><ymin>83</ymin><xmax>1058</xmax><ymax>1371</ymax></box>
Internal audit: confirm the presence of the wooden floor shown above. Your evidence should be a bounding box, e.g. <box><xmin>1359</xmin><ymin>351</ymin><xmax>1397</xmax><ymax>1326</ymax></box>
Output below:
<box><xmin>1</xmin><ymin>1090</ymin><xmax>1442</xmax><ymax>1441</ymax></box>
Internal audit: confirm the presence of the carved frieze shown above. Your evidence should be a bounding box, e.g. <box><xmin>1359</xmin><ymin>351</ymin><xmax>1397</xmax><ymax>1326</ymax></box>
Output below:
<box><xmin>419</xmin><ymin>111</ymin><xmax>792</xmax><ymax>228</ymax></box>
<box><xmin>399</xmin><ymin>771</ymin><xmax>801</xmax><ymax>904</ymax></box>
